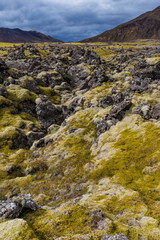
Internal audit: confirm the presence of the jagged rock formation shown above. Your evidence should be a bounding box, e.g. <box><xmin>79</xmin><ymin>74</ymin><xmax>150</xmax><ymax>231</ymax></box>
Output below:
<box><xmin>0</xmin><ymin>28</ymin><xmax>63</xmax><ymax>43</ymax></box>
<box><xmin>0</xmin><ymin>41</ymin><xmax>160</xmax><ymax>239</ymax></box>
<box><xmin>81</xmin><ymin>6</ymin><xmax>160</xmax><ymax>42</ymax></box>
<box><xmin>0</xmin><ymin>194</ymin><xmax>39</xmax><ymax>218</ymax></box>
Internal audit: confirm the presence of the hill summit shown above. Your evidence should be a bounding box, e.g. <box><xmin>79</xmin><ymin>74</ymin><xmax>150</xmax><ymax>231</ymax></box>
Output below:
<box><xmin>81</xmin><ymin>6</ymin><xmax>160</xmax><ymax>42</ymax></box>
<box><xmin>0</xmin><ymin>28</ymin><xmax>63</xmax><ymax>43</ymax></box>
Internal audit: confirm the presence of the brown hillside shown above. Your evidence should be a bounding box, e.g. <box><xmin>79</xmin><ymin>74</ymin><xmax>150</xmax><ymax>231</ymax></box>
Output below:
<box><xmin>0</xmin><ymin>28</ymin><xmax>63</xmax><ymax>43</ymax></box>
<box><xmin>81</xmin><ymin>6</ymin><xmax>160</xmax><ymax>42</ymax></box>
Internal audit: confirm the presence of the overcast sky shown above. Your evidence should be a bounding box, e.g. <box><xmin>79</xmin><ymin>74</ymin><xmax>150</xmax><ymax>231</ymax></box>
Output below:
<box><xmin>0</xmin><ymin>0</ymin><xmax>159</xmax><ymax>42</ymax></box>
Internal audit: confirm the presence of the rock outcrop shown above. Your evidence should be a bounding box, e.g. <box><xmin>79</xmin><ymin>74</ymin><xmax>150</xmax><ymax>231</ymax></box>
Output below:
<box><xmin>0</xmin><ymin>195</ymin><xmax>39</xmax><ymax>218</ymax></box>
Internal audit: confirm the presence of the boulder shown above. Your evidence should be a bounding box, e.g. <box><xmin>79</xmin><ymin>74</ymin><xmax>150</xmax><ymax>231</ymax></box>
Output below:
<box><xmin>151</xmin><ymin>103</ymin><xmax>160</xmax><ymax>120</ymax></box>
<box><xmin>0</xmin><ymin>194</ymin><xmax>39</xmax><ymax>219</ymax></box>
<box><xmin>36</xmin><ymin>95</ymin><xmax>64</xmax><ymax>130</ymax></box>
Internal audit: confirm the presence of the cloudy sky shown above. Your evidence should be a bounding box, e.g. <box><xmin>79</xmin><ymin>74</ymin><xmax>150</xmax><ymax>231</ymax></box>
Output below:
<box><xmin>0</xmin><ymin>0</ymin><xmax>159</xmax><ymax>42</ymax></box>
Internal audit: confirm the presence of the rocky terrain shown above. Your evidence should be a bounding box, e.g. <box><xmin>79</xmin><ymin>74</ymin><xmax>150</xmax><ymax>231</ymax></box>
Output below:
<box><xmin>0</xmin><ymin>41</ymin><xmax>159</xmax><ymax>239</ymax></box>
<box><xmin>81</xmin><ymin>6</ymin><xmax>160</xmax><ymax>42</ymax></box>
<box><xmin>0</xmin><ymin>28</ymin><xmax>63</xmax><ymax>43</ymax></box>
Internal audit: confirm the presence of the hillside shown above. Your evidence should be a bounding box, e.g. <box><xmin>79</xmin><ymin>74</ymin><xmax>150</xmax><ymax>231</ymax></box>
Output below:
<box><xmin>0</xmin><ymin>28</ymin><xmax>63</xmax><ymax>43</ymax></box>
<box><xmin>81</xmin><ymin>6</ymin><xmax>160</xmax><ymax>42</ymax></box>
<box><xmin>0</xmin><ymin>41</ymin><xmax>160</xmax><ymax>239</ymax></box>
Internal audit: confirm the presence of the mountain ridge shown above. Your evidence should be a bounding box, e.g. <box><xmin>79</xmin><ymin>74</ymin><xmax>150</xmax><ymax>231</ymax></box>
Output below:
<box><xmin>81</xmin><ymin>6</ymin><xmax>160</xmax><ymax>42</ymax></box>
<box><xmin>0</xmin><ymin>27</ymin><xmax>63</xmax><ymax>43</ymax></box>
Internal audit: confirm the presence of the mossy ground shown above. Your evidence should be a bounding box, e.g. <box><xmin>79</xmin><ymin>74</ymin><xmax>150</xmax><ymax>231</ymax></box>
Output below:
<box><xmin>0</xmin><ymin>41</ymin><xmax>160</xmax><ymax>239</ymax></box>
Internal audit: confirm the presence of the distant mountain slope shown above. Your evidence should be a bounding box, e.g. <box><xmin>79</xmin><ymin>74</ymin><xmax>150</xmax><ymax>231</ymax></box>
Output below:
<box><xmin>81</xmin><ymin>6</ymin><xmax>160</xmax><ymax>42</ymax></box>
<box><xmin>0</xmin><ymin>28</ymin><xmax>63</xmax><ymax>43</ymax></box>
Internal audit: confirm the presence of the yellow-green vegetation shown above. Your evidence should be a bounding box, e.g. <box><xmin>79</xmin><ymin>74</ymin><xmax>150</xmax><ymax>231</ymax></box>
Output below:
<box><xmin>0</xmin><ymin>50</ymin><xmax>7</xmax><ymax>55</ymax></box>
<box><xmin>7</xmin><ymin>68</ymin><xmax>22</xmax><ymax>78</ymax></box>
<box><xmin>90</xmin><ymin>119</ymin><xmax>160</xmax><ymax>221</ymax></box>
<box><xmin>0</xmin><ymin>96</ymin><xmax>11</xmax><ymax>106</ymax></box>
<box><xmin>94</xmin><ymin>47</ymin><xmax>116</xmax><ymax>58</ymax></box>
<box><xmin>0</xmin><ymin>42</ymin><xmax>20</xmax><ymax>47</ymax></box>
<box><xmin>18</xmin><ymin>75</ymin><xmax>35</xmax><ymax>88</ymax></box>
<box><xmin>0</xmin><ymin>41</ymin><xmax>160</xmax><ymax>239</ymax></box>
<box><xmin>145</xmin><ymin>57</ymin><xmax>160</xmax><ymax>65</ymax></box>
<box><xmin>7</xmin><ymin>84</ymin><xmax>37</xmax><ymax>106</ymax></box>
<box><xmin>0</xmin><ymin>218</ymin><xmax>39</xmax><ymax>240</ymax></box>
<box><xmin>24</xmin><ymin>205</ymin><xmax>92</xmax><ymax>239</ymax></box>
<box><xmin>39</xmin><ymin>86</ymin><xmax>61</xmax><ymax>104</ymax></box>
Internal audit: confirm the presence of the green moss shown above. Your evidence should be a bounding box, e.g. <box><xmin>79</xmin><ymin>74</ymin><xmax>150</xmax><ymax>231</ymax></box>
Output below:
<box><xmin>0</xmin><ymin>218</ymin><xmax>39</xmax><ymax>240</ymax></box>
<box><xmin>0</xmin><ymin>50</ymin><xmax>7</xmax><ymax>55</ymax></box>
<box><xmin>7</xmin><ymin>85</ymin><xmax>37</xmax><ymax>104</ymax></box>
<box><xmin>39</xmin><ymin>49</ymin><xmax>49</xmax><ymax>59</ymax></box>
<box><xmin>24</xmin><ymin>205</ymin><xmax>92</xmax><ymax>239</ymax></box>
<box><xmin>94</xmin><ymin>47</ymin><xmax>116</xmax><ymax>58</ymax></box>
<box><xmin>90</xmin><ymin>122</ymin><xmax>160</xmax><ymax>221</ymax></box>
<box><xmin>8</xmin><ymin>68</ymin><xmax>21</xmax><ymax>78</ymax></box>
<box><xmin>18</xmin><ymin>76</ymin><xmax>35</xmax><ymax>88</ymax></box>
<box><xmin>0</xmin><ymin>96</ymin><xmax>11</xmax><ymax>107</ymax></box>
<box><xmin>146</xmin><ymin>57</ymin><xmax>160</xmax><ymax>65</ymax></box>
<box><xmin>38</xmin><ymin>86</ymin><xmax>61</xmax><ymax>104</ymax></box>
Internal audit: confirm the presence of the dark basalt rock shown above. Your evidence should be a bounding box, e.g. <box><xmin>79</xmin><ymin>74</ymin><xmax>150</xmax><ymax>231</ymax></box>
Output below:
<box><xmin>0</xmin><ymin>58</ymin><xmax>9</xmax><ymax>83</ymax></box>
<box><xmin>96</xmin><ymin>100</ymin><xmax>132</xmax><ymax>136</ymax></box>
<box><xmin>99</xmin><ymin>92</ymin><xmax>125</xmax><ymax>108</ymax></box>
<box><xmin>0</xmin><ymin>58</ymin><xmax>8</xmax><ymax>71</ymax></box>
<box><xmin>22</xmin><ymin>100</ymin><xmax>37</xmax><ymax>117</ymax></box>
<box><xmin>0</xmin><ymin>86</ymin><xmax>7</xmax><ymax>97</ymax></box>
<box><xmin>10</xmin><ymin>129</ymin><xmax>28</xmax><ymax>150</ymax></box>
<box><xmin>151</xmin><ymin>103</ymin><xmax>160</xmax><ymax>120</ymax></box>
<box><xmin>62</xmin><ymin>97</ymin><xmax>84</xmax><ymax>117</ymax></box>
<box><xmin>6</xmin><ymin>60</ymin><xmax>29</xmax><ymax>72</ymax></box>
<box><xmin>32</xmin><ymin>138</ymin><xmax>45</xmax><ymax>149</ymax></box>
<box><xmin>109</xmin><ymin>100</ymin><xmax>132</xmax><ymax>121</ymax></box>
<box><xmin>133</xmin><ymin>104</ymin><xmax>151</xmax><ymax>120</ymax></box>
<box><xmin>0</xmin><ymin>194</ymin><xmax>39</xmax><ymax>219</ymax></box>
<box><xmin>130</xmin><ymin>61</ymin><xmax>160</xmax><ymax>93</ymax></box>
<box><xmin>134</xmin><ymin>103</ymin><xmax>160</xmax><ymax>120</ymax></box>
<box><xmin>36</xmin><ymin>95</ymin><xmax>64</xmax><ymax>130</ymax></box>
<box><xmin>27</xmin><ymin>131</ymin><xmax>45</xmax><ymax>147</ymax></box>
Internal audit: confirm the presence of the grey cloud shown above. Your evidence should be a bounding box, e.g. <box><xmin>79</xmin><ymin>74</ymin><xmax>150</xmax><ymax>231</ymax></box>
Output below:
<box><xmin>0</xmin><ymin>0</ymin><xmax>159</xmax><ymax>42</ymax></box>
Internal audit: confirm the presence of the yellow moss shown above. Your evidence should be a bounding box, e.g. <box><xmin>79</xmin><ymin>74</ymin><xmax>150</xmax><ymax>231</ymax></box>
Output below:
<box><xmin>19</xmin><ymin>75</ymin><xmax>35</xmax><ymax>88</ymax></box>
<box><xmin>90</xmin><ymin>121</ymin><xmax>160</xmax><ymax>221</ymax></box>
<box><xmin>0</xmin><ymin>42</ymin><xmax>21</xmax><ymax>47</ymax></box>
<box><xmin>8</xmin><ymin>68</ymin><xmax>21</xmax><ymax>78</ymax></box>
<box><xmin>83</xmin><ymin>82</ymin><xmax>113</xmax><ymax>106</ymax></box>
<box><xmin>146</xmin><ymin>57</ymin><xmax>160</xmax><ymax>65</ymax></box>
<box><xmin>24</xmin><ymin>205</ymin><xmax>92</xmax><ymax>238</ymax></box>
<box><xmin>7</xmin><ymin>85</ymin><xmax>37</xmax><ymax>104</ymax></box>
<box><xmin>94</xmin><ymin>47</ymin><xmax>116</xmax><ymax>58</ymax></box>
<box><xmin>0</xmin><ymin>218</ymin><xmax>39</xmax><ymax>240</ymax></box>
<box><xmin>0</xmin><ymin>50</ymin><xmax>7</xmax><ymax>55</ymax></box>
<box><xmin>39</xmin><ymin>86</ymin><xmax>60</xmax><ymax>104</ymax></box>
<box><xmin>0</xmin><ymin>96</ymin><xmax>11</xmax><ymax>106</ymax></box>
